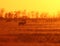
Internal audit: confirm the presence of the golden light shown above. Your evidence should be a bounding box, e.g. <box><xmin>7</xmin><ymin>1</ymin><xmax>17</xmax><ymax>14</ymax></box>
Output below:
<box><xmin>0</xmin><ymin>0</ymin><xmax>60</xmax><ymax>18</ymax></box>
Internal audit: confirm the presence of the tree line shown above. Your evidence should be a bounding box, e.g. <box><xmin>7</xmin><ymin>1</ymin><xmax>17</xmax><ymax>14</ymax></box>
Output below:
<box><xmin>0</xmin><ymin>8</ymin><xmax>59</xmax><ymax>19</ymax></box>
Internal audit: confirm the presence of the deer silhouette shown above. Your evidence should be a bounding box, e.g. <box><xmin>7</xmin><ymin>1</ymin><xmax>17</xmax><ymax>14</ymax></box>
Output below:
<box><xmin>18</xmin><ymin>19</ymin><xmax>26</xmax><ymax>25</ymax></box>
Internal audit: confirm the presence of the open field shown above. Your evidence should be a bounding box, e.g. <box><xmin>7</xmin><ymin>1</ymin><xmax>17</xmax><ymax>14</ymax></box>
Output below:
<box><xmin>0</xmin><ymin>18</ymin><xmax>60</xmax><ymax>46</ymax></box>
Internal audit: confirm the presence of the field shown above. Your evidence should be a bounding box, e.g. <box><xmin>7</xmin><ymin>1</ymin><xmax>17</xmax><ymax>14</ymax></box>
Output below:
<box><xmin>0</xmin><ymin>18</ymin><xmax>60</xmax><ymax>46</ymax></box>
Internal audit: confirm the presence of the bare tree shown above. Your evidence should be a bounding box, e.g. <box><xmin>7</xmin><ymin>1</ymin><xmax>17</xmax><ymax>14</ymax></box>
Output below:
<box><xmin>0</xmin><ymin>8</ymin><xmax>5</xmax><ymax>19</ymax></box>
<box><xmin>14</xmin><ymin>11</ymin><xmax>21</xmax><ymax>18</ymax></box>
<box><xmin>40</xmin><ymin>12</ymin><xmax>48</xmax><ymax>18</ymax></box>
<box><xmin>22</xmin><ymin>10</ymin><xmax>27</xmax><ymax>17</ymax></box>
<box><xmin>31</xmin><ymin>11</ymin><xmax>35</xmax><ymax>18</ymax></box>
<box><xmin>5</xmin><ymin>13</ymin><xmax>8</xmax><ymax>18</ymax></box>
<box><xmin>35</xmin><ymin>12</ymin><xmax>39</xmax><ymax>18</ymax></box>
<box><xmin>7</xmin><ymin>12</ymin><xmax>13</xmax><ymax>18</ymax></box>
<box><xmin>4</xmin><ymin>12</ymin><xmax>14</xmax><ymax>22</ymax></box>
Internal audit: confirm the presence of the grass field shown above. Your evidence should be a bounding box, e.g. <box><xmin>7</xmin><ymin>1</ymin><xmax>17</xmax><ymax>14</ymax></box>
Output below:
<box><xmin>0</xmin><ymin>18</ymin><xmax>60</xmax><ymax>46</ymax></box>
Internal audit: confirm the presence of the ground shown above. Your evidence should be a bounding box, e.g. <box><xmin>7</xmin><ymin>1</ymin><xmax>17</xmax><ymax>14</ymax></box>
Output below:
<box><xmin>0</xmin><ymin>18</ymin><xmax>60</xmax><ymax>46</ymax></box>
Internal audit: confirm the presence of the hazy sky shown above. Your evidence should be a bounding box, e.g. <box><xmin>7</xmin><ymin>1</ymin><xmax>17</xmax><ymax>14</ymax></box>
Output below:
<box><xmin>0</xmin><ymin>0</ymin><xmax>60</xmax><ymax>17</ymax></box>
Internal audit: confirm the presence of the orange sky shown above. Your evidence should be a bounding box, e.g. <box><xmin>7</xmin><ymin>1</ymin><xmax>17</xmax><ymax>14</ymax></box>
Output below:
<box><xmin>0</xmin><ymin>0</ymin><xmax>60</xmax><ymax>17</ymax></box>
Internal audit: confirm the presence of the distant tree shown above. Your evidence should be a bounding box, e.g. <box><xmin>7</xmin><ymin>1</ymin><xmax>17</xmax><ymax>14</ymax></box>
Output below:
<box><xmin>56</xmin><ymin>11</ymin><xmax>60</xmax><ymax>18</ymax></box>
<box><xmin>4</xmin><ymin>12</ymin><xmax>14</xmax><ymax>22</ymax></box>
<box><xmin>5</xmin><ymin>12</ymin><xmax>13</xmax><ymax>18</ymax></box>
<box><xmin>7</xmin><ymin>12</ymin><xmax>13</xmax><ymax>18</ymax></box>
<box><xmin>21</xmin><ymin>16</ymin><xmax>29</xmax><ymax>19</ymax></box>
<box><xmin>22</xmin><ymin>10</ymin><xmax>27</xmax><ymax>16</ymax></box>
<box><xmin>35</xmin><ymin>12</ymin><xmax>39</xmax><ymax>18</ymax></box>
<box><xmin>31</xmin><ymin>11</ymin><xmax>35</xmax><ymax>18</ymax></box>
<box><xmin>0</xmin><ymin>8</ymin><xmax>5</xmax><ymax>19</ymax></box>
<box><xmin>40</xmin><ymin>12</ymin><xmax>48</xmax><ymax>18</ymax></box>
<box><xmin>27</xmin><ymin>12</ymin><xmax>30</xmax><ymax>18</ymax></box>
<box><xmin>14</xmin><ymin>11</ymin><xmax>21</xmax><ymax>18</ymax></box>
<box><xmin>5</xmin><ymin>13</ymin><xmax>8</xmax><ymax>18</ymax></box>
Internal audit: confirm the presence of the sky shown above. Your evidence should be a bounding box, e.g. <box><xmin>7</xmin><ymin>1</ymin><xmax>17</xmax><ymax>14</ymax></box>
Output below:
<box><xmin>0</xmin><ymin>0</ymin><xmax>60</xmax><ymax>17</ymax></box>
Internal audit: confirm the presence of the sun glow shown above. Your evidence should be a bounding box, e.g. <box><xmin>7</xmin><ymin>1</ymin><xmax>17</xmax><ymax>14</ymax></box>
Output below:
<box><xmin>0</xmin><ymin>0</ymin><xmax>60</xmax><ymax>18</ymax></box>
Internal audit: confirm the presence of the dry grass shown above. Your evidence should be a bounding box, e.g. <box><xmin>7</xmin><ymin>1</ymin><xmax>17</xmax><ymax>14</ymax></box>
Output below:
<box><xmin>0</xmin><ymin>18</ymin><xmax>60</xmax><ymax>46</ymax></box>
